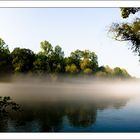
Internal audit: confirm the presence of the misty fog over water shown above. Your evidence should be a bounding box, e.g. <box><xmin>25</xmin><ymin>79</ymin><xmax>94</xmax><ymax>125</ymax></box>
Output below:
<box><xmin>0</xmin><ymin>77</ymin><xmax>140</xmax><ymax>132</ymax></box>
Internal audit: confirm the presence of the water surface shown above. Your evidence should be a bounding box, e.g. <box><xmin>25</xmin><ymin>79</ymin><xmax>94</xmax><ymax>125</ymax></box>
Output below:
<box><xmin>0</xmin><ymin>78</ymin><xmax>140</xmax><ymax>132</ymax></box>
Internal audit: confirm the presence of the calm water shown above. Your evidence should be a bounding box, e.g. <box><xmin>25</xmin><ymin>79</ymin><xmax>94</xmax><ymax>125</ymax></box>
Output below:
<box><xmin>0</xmin><ymin>78</ymin><xmax>140</xmax><ymax>132</ymax></box>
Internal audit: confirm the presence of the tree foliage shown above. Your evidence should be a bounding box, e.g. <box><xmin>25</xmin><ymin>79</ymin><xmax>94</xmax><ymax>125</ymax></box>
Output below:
<box><xmin>113</xmin><ymin>67</ymin><xmax>130</xmax><ymax>78</ymax></box>
<box><xmin>121</xmin><ymin>8</ymin><xmax>140</xmax><ymax>18</ymax></box>
<box><xmin>65</xmin><ymin>49</ymin><xmax>98</xmax><ymax>74</ymax></box>
<box><xmin>40</xmin><ymin>40</ymin><xmax>53</xmax><ymax>56</ymax></box>
<box><xmin>0</xmin><ymin>39</ymin><xmax>131</xmax><ymax>79</ymax></box>
<box><xmin>109</xmin><ymin>8</ymin><xmax>140</xmax><ymax>57</ymax></box>
<box><xmin>33</xmin><ymin>53</ymin><xmax>50</xmax><ymax>74</ymax></box>
<box><xmin>48</xmin><ymin>45</ymin><xmax>65</xmax><ymax>73</ymax></box>
<box><xmin>95</xmin><ymin>65</ymin><xmax>130</xmax><ymax>79</ymax></box>
<box><xmin>0</xmin><ymin>38</ymin><xmax>12</xmax><ymax>75</ymax></box>
<box><xmin>65</xmin><ymin>64</ymin><xmax>79</xmax><ymax>73</ymax></box>
<box><xmin>11</xmin><ymin>48</ymin><xmax>35</xmax><ymax>73</ymax></box>
<box><xmin>110</xmin><ymin>18</ymin><xmax>140</xmax><ymax>56</ymax></box>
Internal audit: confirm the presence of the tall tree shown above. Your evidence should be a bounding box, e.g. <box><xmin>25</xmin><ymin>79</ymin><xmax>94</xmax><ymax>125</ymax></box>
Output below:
<box><xmin>66</xmin><ymin>49</ymin><xmax>98</xmax><ymax>73</ymax></box>
<box><xmin>0</xmin><ymin>38</ymin><xmax>12</xmax><ymax>75</ymax></box>
<box><xmin>40</xmin><ymin>40</ymin><xmax>53</xmax><ymax>56</ymax></box>
<box><xmin>33</xmin><ymin>53</ymin><xmax>50</xmax><ymax>75</ymax></box>
<box><xmin>39</xmin><ymin>41</ymin><xmax>65</xmax><ymax>73</ymax></box>
<box><xmin>81</xmin><ymin>50</ymin><xmax>98</xmax><ymax>72</ymax></box>
<box><xmin>48</xmin><ymin>45</ymin><xmax>65</xmax><ymax>73</ymax></box>
<box><xmin>69</xmin><ymin>49</ymin><xmax>83</xmax><ymax>70</ymax></box>
<box><xmin>11</xmin><ymin>48</ymin><xmax>35</xmax><ymax>73</ymax></box>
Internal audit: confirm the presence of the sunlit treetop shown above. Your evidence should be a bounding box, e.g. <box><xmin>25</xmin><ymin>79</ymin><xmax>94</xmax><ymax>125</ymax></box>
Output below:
<box><xmin>0</xmin><ymin>38</ymin><xmax>10</xmax><ymax>54</ymax></box>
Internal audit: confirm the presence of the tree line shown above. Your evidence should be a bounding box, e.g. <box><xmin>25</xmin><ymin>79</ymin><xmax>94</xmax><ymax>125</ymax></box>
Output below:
<box><xmin>0</xmin><ymin>38</ymin><xmax>131</xmax><ymax>79</ymax></box>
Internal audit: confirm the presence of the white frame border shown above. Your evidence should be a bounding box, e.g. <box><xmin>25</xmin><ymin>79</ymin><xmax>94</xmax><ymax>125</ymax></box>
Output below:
<box><xmin>0</xmin><ymin>1</ymin><xmax>140</xmax><ymax>139</ymax></box>
<box><xmin>0</xmin><ymin>1</ymin><xmax>139</xmax><ymax>7</ymax></box>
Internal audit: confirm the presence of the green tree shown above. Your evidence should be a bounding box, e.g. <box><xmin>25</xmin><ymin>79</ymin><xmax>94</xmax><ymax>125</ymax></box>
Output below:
<box><xmin>48</xmin><ymin>45</ymin><xmax>65</xmax><ymax>73</ymax></box>
<box><xmin>40</xmin><ymin>40</ymin><xmax>53</xmax><ymax>56</ymax></box>
<box><xmin>66</xmin><ymin>49</ymin><xmax>98</xmax><ymax>74</ymax></box>
<box><xmin>109</xmin><ymin>8</ymin><xmax>140</xmax><ymax>58</ymax></box>
<box><xmin>69</xmin><ymin>49</ymin><xmax>83</xmax><ymax>70</ymax></box>
<box><xmin>34</xmin><ymin>40</ymin><xmax>53</xmax><ymax>74</ymax></box>
<box><xmin>33</xmin><ymin>53</ymin><xmax>50</xmax><ymax>74</ymax></box>
<box><xmin>11</xmin><ymin>48</ymin><xmax>35</xmax><ymax>73</ymax></box>
<box><xmin>0</xmin><ymin>38</ymin><xmax>12</xmax><ymax>75</ymax></box>
<box><xmin>80</xmin><ymin>58</ymin><xmax>91</xmax><ymax>71</ymax></box>
<box><xmin>110</xmin><ymin>18</ymin><xmax>140</xmax><ymax>56</ymax></box>
<box><xmin>95</xmin><ymin>65</ymin><xmax>130</xmax><ymax>79</ymax></box>
<box><xmin>80</xmin><ymin>50</ymin><xmax>98</xmax><ymax>72</ymax></box>
<box><xmin>113</xmin><ymin>67</ymin><xmax>130</xmax><ymax>78</ymax></box>
<box><xmin>65</xmin><ymin>63</ymin><xmax>79</xmax><ymax>73</ymax></box>
<box><xmin>95</xmin><ymin>65</ymin><xmax>113</xmax><ymax>78</ymax></box>
<box><xmin>39</xmin><ymin>41</ymin><xmax>65</xmax><ymax>73</ymax></box>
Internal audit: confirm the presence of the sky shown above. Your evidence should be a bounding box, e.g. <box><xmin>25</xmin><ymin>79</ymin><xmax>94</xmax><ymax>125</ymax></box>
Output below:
<box><xmin>0</xmin><ymin>8</ymin><xmax>140</xmax><ymax>77</ymax></box>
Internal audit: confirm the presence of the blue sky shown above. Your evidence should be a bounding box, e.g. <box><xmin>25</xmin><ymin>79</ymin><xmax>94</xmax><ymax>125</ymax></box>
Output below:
<box><xmin>0</xmin><ymin>8</ymin><xmax>140</xmax><ymax>77</ymax></box>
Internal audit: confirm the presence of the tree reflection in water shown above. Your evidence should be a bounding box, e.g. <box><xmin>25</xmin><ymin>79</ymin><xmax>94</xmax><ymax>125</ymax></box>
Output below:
<box><xmin>66</xmin><ymin>103</ymin><xmax>97</xmax><ymax>128</ymax></box>
<box><xmin>0</xmin><ymin>96</ymin><xmax>128</xmax><ymax>132</ymax></box>
<box><xmin>0</xmin><ymin>96</ymin><xmax>21</xmax><ymax>131</ymax></box>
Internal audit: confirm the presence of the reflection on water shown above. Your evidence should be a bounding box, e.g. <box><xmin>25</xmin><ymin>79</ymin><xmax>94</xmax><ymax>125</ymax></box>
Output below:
<box><xmin>0</xmin><ymin>99</ymin><xmax>128</xmax><ymax>132</ymax></box>
<box><xmin>0</xmin><ymin>96</ymin><xmax>21</xmax><ymax>132</ymax></box>
<box><xmin>0</xmin><ymin>78</ymin><xmax>140</xmax><ymax>132</ymax></box>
